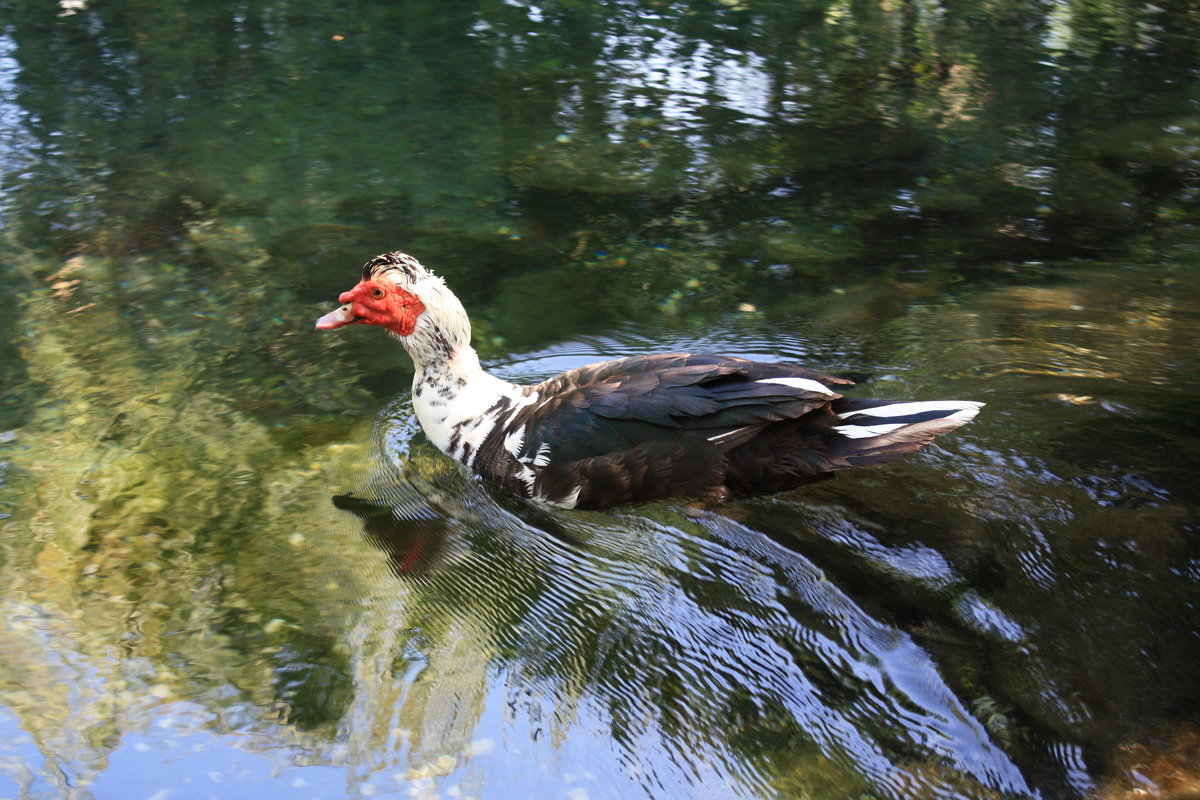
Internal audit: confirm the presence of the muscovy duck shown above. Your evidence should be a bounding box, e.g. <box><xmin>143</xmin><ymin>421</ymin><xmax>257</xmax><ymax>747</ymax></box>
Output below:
<box><xmin>316</xmin><ymin>251</ymin><xmax>983</xmax><ymax>510</ymax></box>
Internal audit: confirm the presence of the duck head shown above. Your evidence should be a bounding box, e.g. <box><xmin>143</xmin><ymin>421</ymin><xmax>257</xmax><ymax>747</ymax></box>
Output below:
<box><xmin>316</xmin><ymin>251</ymin><xmax>473</xmax><ymax>365</ymax></box>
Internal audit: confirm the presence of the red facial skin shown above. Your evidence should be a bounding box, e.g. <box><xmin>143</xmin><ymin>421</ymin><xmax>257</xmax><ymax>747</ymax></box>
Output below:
<box><xmin>316</xmin><ymin>280</ymin><xmax>425</xmax><ymax>337</ymax></box>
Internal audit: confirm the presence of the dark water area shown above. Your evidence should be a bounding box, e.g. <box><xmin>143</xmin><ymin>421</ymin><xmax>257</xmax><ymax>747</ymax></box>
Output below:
<box><xmin>1</xmin><ymin>1</ymin><xmax>1199</xmax><ymax>798</ymax></box>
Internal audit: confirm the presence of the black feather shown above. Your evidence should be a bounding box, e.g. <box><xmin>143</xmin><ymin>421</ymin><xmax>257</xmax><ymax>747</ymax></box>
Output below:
<box><xmin>466</xmin><ymin>352</ymin><xmax>978</xmax><ymax>509</ymax></box>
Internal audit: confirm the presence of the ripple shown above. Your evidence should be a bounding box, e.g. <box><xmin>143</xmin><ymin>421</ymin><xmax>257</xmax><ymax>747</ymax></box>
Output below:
<box><xmin>486</xmin><ymin>319</ymin><xmax>856</xmax><ymax>386</ymax></box>
<box><xmin>320</xmin><ymin>433</ymin><xmax>1040</xmax><ymax>799</ymax></box>
<box><xmin>312</xmin><ymin>270</ymin><xmax>1200</xmax><ymax>798</ymax></box>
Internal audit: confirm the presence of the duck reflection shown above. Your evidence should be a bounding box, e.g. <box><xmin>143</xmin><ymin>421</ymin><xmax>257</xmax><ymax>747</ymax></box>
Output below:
<box><xmin>332</xmin><ymin>493</ymin><xmax>452</xmax><ymax>576</ymax></box>
<box><xmin>332</xmin><ymin>484</ymin><xmax>570</xmax><ymax>577</ymax></box>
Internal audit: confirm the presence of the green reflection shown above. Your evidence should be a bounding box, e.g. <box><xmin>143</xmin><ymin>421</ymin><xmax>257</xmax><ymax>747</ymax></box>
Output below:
<box><xmin>1</xmin><ymin>0</ymin><xmax>1198</xmax><ymax>798</ymax></box>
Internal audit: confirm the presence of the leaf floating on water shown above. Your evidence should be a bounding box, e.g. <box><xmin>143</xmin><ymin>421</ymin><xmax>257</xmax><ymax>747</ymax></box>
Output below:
<box><xmin>1035</xmin><ymin>393</ymin><xmax>1098</xmax><ymax>405</ymax></box>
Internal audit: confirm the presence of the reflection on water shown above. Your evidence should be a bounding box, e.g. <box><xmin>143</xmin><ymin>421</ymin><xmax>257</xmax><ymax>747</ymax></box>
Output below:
<box><xmin>2</xmin><ymin>256</ymin><xmax>1198</xmax><ymax>798</ymax></box>
<box><xmin>238</xmin><ymin>403</ymin><xmax>1039</xmax><ymax>799</ymax></box>
<box><xmin>2</xmin><ymin>0</ymin><xmax>1199</xmax><ymax>797</ymax></box>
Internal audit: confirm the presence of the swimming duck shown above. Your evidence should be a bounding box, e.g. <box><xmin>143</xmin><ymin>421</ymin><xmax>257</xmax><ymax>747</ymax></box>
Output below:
<box><xmin>316</xmin><ymin>251</ymin><xmax>982</xmax><ymax>510</ymax></box>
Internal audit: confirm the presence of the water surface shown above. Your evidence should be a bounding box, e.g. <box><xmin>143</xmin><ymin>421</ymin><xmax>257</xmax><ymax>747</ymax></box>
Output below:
<box><xmin>1</xmin><ymin>2</ymin><xmax>1198</xmax><ymax>799</ymax></box>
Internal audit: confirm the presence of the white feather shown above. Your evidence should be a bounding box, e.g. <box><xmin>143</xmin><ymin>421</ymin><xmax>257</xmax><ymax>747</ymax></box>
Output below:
<box><xmin>833</xmin><ymin>422</ymin><xmax>907</xmax><ymax>439</ymax></box>
<box><xmin>838</xmin><ymin>400</ymin><xmax>984</xmax><ymax>420</ymax></box>
<box><xmin>549</xmin><ymin>485</ymin><xmax>583</xmax><ymax>509</ymax></box>
<box><xmin>834</xmin><ymin>400</ymin><xmax>984</xmax><ymax>439</ymax></box>
<box><xmin>708</xmin><ymin>426</ymin><xmax>751</xmax><ymax>445</ymax></box>
<box><xmin>411</xmin><ymin>365</ymin><xmax>532</xmax><ymax>460</ymax></box>
<box><xmin>517</xmin><ymin>464</ymin><xmax>537</xmax><ymax>493</ymax></box>
<box><xmin>504</xmin><ymin>424</ymin><xmax>527</xmax><ymax>458</ymax></box>
<box><xmin>756</xmin><ymin>377</ymin><xmax>836</xmax><ymax>396</ymax></box>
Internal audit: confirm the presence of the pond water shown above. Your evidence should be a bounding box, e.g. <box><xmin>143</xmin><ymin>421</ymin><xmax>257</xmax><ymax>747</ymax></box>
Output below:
<box><xmin>1</xmin><ymin>2</ymin><xmax>1198</xmax><ymax>799</ymax></box>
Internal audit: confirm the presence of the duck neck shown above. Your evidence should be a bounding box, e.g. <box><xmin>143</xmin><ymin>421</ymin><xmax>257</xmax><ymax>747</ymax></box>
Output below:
<box><xmin>408</xmin><ymin>342</ymin><xmax>530</xmax><ymax>467</ymax></box>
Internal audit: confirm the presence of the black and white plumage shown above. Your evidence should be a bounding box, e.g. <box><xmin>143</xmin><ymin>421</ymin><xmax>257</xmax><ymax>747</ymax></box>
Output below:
<box><xmin>316</xmin><ymin>251</ymin><xmax>983</xmax><ymax>510</ymax></box>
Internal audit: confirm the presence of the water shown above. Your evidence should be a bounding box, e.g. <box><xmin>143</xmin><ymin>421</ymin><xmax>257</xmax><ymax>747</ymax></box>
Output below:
<box><xmin>2</xmin><ymin>2</ymin><xmax>1199</xmax><ymax>799</ymax></box>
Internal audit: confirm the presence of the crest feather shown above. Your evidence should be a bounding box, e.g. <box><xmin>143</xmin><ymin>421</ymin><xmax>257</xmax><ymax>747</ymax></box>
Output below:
<box><xmin>361</xmin><ymin>251</ymin><xmax>436</xmax><ymax>284</ymax></box>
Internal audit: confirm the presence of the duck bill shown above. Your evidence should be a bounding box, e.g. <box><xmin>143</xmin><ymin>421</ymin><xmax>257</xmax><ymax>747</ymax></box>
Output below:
<box><xmin>315</xmin><ymin>303</ymin><xmax>359</xmax><ymax>330</ymax></box>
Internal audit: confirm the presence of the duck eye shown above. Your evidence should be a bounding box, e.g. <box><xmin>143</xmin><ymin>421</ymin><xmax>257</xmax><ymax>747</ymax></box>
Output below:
<box><xmin>371</xmin><ymin>287</ymin><xmax>385</xmax><ymax>299</ymax></box>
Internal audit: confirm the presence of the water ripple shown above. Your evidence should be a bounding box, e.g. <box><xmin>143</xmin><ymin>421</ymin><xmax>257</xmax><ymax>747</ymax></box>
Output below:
<box><xmin>326</xmin><ymin>402</ymin><xmax>1042</xmax><ymax>798</ymax></box>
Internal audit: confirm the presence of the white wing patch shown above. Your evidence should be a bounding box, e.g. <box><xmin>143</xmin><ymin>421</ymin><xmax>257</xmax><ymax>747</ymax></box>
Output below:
<box><xmin>835</xmin><ymin>400</ymin><xmax>984</xmax><ymax>439</ymax></box>
<box><xmin>838</xmin><ymin>400</ymin><xmax>984</xmax><ymax>419</ymax></box>
<box><xmin>511</xmin><ymin>437</ymin><xmax>558</xmax><ymax>502</ymax></box>
<box><xmin>833</xmin><ymin>422</ymin><xmax>907</xmax><ymax>439</ymax></box>
<box><xmin>549</xmin><ymin>485</ymin><xmax>583</xmax><ymax>509</ymax></box>
<box><xmin>756</xmin><ymin>377</ymin><xmax>836</xmax><ymax>396</ymax></box>
<box><xmin>503</xmin><ymin>424</ymin><xmax>527</xmax><ymax>458</ymax></box>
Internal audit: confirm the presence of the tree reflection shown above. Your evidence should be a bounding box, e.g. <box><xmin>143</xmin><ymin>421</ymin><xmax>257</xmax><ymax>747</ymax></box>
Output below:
<box><xmin>1</xmin><ymin>1</ymin><xmax>1198</xmax><ymax>797</ymax></box>
<box><xmin>3</xmin><ymin>0</ymin><xmax>1196</xmax><ymax>292</ymax></box>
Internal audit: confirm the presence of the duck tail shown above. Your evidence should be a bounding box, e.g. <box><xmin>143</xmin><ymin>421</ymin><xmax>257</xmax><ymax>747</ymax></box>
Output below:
<box><xmin>827</xmin><ymin>399</ymin><xmax>984</xmax><ymax>468</ymax></box>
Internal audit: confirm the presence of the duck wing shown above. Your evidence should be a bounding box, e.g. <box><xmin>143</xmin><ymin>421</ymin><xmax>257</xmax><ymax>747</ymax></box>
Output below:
<box><xmin>472</xmin><ymin>353</ymin><xmax>851</xmax><ymax>508</ymax></box>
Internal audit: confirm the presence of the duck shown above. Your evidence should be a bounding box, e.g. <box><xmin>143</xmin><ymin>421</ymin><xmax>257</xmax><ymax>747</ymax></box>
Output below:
<box><xmin>316</xmin><ymin>251</ymin><xmax>983</xmax><ymax>510</ymax></box>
